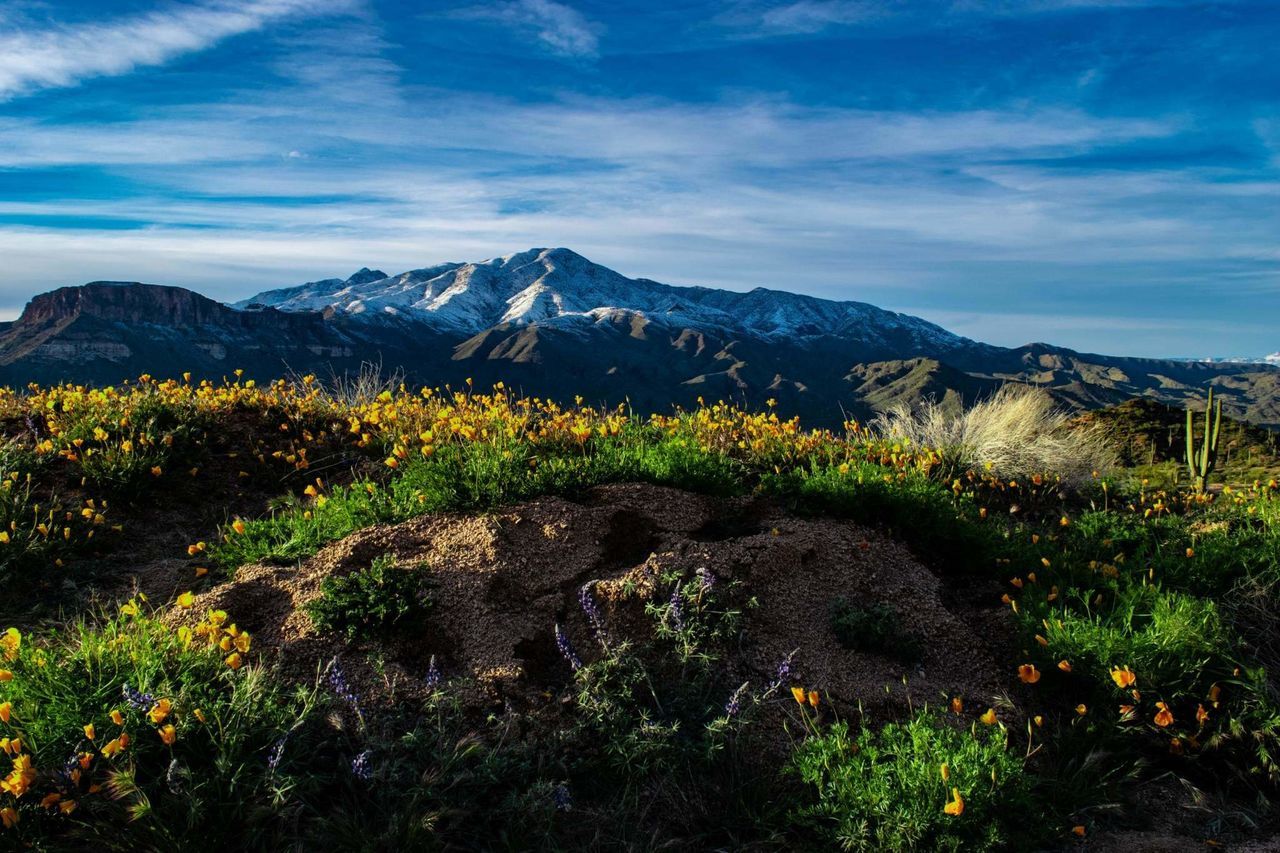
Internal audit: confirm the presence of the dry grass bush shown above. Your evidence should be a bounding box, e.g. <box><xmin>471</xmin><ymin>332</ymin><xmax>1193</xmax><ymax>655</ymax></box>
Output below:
<box><xmin>872</xmin><ymin>384</ymin><xmax>1117</xmax><ymax>489</ymax></box>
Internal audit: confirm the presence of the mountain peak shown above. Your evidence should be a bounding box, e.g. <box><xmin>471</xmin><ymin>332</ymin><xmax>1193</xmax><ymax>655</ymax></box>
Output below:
<box><xmin>346</xmin><ymin>268</ymin><xmax>387</xmax><ymax>285</ymax></box>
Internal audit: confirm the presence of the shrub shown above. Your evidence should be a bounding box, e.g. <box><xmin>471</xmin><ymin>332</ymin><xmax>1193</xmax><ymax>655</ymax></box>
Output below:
<box><xmin>306</xmin><ymin>555</ymin><xmax>429</xmax><ymax>641</ymax></box>
<box><xmin>788</xmin><ymin>711</ymin><xmax>1038</xmax><ymax>851</ymax></box>
<box><xmin>829</xmin><ymin>599</ymin><xmax>923</xmax><ymax>665</ymax></box>
<box><xmin>873</xmin><ymin>385</ymin><xmax>1117</xmax><ymax>489</ymax></box>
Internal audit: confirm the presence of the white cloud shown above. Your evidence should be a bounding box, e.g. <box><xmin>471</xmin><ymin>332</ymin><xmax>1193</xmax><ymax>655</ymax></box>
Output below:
<box><xmin>0</xmin><ymin>0</ymin><xmax>353</xmax><ymax>101</ymax></box>
<box><xmin>456</xmin><ymin>0</ymin><xmax>601</xmax><ymax>58</ymax></box>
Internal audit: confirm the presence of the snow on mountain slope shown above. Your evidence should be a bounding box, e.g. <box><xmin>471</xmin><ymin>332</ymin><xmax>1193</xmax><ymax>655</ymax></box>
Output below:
<box><xmin>236</xmin><ymin>247</ymin><xmax>976</xmax><ymax>351</ymax></box>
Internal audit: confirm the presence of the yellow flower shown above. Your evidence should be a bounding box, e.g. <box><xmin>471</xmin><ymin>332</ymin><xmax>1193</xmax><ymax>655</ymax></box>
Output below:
<box><xmin>940</xmin><ymin>763</ymin><xmax>950</xmax><ymax>781</ymax></box>
<box><xmin>0</xmin><ymin>671</ymin><xmax>11</xmax><ymax>682</ymax></box>
<box><xmin>1057</xmin><ymin>660</ymin><xmax>1072</xmax><ymax>673</ymax></box>
<box><xmin>980</xmin><ymin>708</ymin><xmax>998</xmax><ymax>725</ymax></box>
<box><xmin>232</xmin><ymin>520</ymin><xmax>247</xmax><ymax>535</ymax></box>
<box><xmin>225</xmin><ymin>652</ymin><xmax>243</xmax><ymax>670</ymax></box>
<box><xmin>1017</xmin><ymin>664</ymin><xmax>1040</xmax><ymax>684</ymax></box>
<box><xmin>0</xmin><ymin>703</ymin><xmax>9</xmax><ymax>724</ymax></box>
<box><xmin>1110</xmin><ymin>666</ymin><xmax>1136</xmax><ymax>689</ymax></box>
<box><xmin>148</xmin><ymin>698</ymin><xmax>172</xmax><ymax>724</ymax></box>
<box><xmin>176</xmin><ymin>591</ymin><xmax>195</xmax><ymax>608</ymax></box>
<box><xmin>1154</xmin><ymin>702</ymin><xmax>1174</xmax><ymax>727</ymax></box>
<box><xmin>158</xmin><ymin>725</ymin><xmax>176</xmax><ymax>746</ymax></box>
<box><xmin>950</xmin><ymin>696</ymin><xmax>962</xmax><ymax>715</ymax></box>
<box><xmin>0</xmin><ymin>628</ymin><xmax>19</xmax><ymax>662</ymax></box>
<box><xmin>110</xmin><ymin>709</ymin><xmax>124</xmax><ymax>726</ymax></box>
<box><xmin>193</xmin><ymin>708</ymin><xmax>207</xmax><ymax>724</ymax></box>
<box><xmin>83</xmin><ymin>723</ymin><xmax>95</xmax><ymax>740</ymax></box>
<box><xmin>807</xmin><ymin>690</ymin><xmax>820</xmax><ymax>708</ymax></box>
<box><xmin>791</xmin><ymin>686</ymin><xmax>806</xmax><ymax>705</ymax></box>
<box><xmin>0</xmin><ymin>807</ymin><xmax>16</xmax><ymax>828</ymax></box>
<box><xmin>943</xmin><ymin>788</ymin><xmax>965</xmax><ymax>816</ymax></box>
<box><xmin>1075</xmin><ymin>704</ymin><xmax>1088</xmax><ymax>716</ymax></box>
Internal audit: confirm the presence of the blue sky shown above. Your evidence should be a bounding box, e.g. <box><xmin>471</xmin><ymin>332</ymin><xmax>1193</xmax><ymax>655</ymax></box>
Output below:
<box><xmin>0</xmin><ymin>0</ymin><xmax>1276</xmax><ymax>357</ymax></box>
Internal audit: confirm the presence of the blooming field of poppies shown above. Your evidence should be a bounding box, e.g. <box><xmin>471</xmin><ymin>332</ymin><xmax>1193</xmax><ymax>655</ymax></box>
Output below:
<box><xmin>0</xmin><ymin>374</ymin><xmax>1276</xmax><ymax>849</ymax></box>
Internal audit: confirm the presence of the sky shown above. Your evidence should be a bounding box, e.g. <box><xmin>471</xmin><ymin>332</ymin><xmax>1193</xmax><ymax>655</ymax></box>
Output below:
<box><xmin>0</xmin><ymin>0</ymin><xmax>1277</xmax><ymax>358</ymax></box>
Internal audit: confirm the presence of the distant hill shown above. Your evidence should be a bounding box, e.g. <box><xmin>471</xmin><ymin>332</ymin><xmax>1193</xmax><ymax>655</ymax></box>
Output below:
<box><xmin>1</xmin><ymin>247</ymin><xmax>1277</xmax><ymax>428</ymax></box>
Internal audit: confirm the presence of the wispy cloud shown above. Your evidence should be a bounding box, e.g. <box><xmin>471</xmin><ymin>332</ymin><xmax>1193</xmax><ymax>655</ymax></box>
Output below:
<box><xmin>454</xmin><ymin>0</ymin><xmax>602</xmax><ymax>58</ymax></box>
<box><xmin>0</xmin><ymin>0</ymin><xmax>352</xmax><ymax>101</ymax></box>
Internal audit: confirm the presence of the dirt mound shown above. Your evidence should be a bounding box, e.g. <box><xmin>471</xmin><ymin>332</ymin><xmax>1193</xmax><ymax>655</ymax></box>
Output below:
<box><xmin>172</xmin><ymin>483</ymin><xmax>1010</xmax><ymax>717</ymax></box>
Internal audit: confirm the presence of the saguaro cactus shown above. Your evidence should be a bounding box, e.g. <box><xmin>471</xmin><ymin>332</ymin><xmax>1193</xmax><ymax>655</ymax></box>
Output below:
<box><xmin>1185</xmin><ymin>388</ymin><xmax>1222</xmax><ymax>492</ymax></box>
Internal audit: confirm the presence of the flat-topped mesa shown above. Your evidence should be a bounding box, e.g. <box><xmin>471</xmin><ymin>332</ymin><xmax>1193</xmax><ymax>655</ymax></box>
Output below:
<box><xmin>20</xmin><ymin>282</ymin><xmax>330</xmax><ymax>333</ymax></box>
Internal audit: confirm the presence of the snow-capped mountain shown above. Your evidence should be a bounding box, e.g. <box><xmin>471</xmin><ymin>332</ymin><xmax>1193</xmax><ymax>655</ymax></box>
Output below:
<box><xmin>236</xmin><ymin>247</ymin><xmax>973</xmax><ymax>353</ymax></box>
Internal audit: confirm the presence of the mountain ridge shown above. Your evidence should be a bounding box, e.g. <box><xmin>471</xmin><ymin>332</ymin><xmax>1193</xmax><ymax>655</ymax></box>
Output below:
<box><xmin>1</xmin><ymin>248</ymin><xmax>1276</xmax><ymax>429</ymax></box>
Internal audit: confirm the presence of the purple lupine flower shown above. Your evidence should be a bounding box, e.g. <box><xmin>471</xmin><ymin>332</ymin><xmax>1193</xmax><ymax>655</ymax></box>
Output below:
<box><xmin>724</xmin><ymin>681</ymin><xmax>750</xmax><ymax>717</ymax></box>
<box><xmin>668</xmin><ymin>584</ymin><xmax>684</xmax><ymax>631</ymax></box>
<box><xmin>122</xmin><ymin>683</ymin><xmax>154</xmax><ymax>710</ymax></box>
<box><xmin>326</xmin><ymin>657</ymin><xmax>361</xmax><ymax>713</ymax></box>
<box><xmin>578</xmin><ymin>582</ymin><xmax>607</xmax><ymax>640</ymax></box>
<box><xmin>267</xmin><ymin>734</ymin><xmax>288</xmax><ymax>772</ymax></box>
<box><xmin>350</xmin><ymin>750</ymin><xmax>373</xmax><ymax>781</ymax></box>
<box><xmin>425</xmin><ymin>655</ymin><xmax>441</xmax><ymax>690</ymax></box>
<box><xmin>766</xmin><ymin>650</ymin><xmax>797</xmax><ymax>694</ymax></box>
<box><xmin>554</xmin><ymin>623</ymin><xmax>582</xmax><ymax>671</ymax></box>
<box><xmin>696</xmin><ymin>566</ymin><xmax>716</xmax><ymax>593</ymax></box>
<box><xmin>552</xmin><ymin>783</ymin><xmax>573</xmax><ymax>812</ymax></box>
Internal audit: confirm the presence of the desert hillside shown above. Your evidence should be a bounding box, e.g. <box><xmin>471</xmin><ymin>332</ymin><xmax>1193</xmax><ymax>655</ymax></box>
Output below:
<box><xmin>0</xmin><ymin>373</ymin><xmax>1275</xmax><ymax>849</ymax></box>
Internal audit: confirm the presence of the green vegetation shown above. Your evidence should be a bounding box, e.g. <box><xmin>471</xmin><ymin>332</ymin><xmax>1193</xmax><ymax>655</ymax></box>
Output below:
<box><xmin>306</xmin><ymin>555</ymin><xmax>430</xmax><ymax>641</ymax></box>
<box><xmin>0</xmin><ymin>377</ymin><xmax>1274</xmax><ymax>848</ymax></box>
<box><xmin>828</xmin><ymin>599</ymin><xmax>923</xmax><ymax>665</ymax></box>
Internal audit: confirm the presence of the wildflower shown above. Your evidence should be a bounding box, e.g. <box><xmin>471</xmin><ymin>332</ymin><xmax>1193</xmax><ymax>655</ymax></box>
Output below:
<box><xmin>950</xmin><ymin>696</ymin><xmax>962</xmax><ymax>714</ymax></box>
<box><xmin>0</xmin><ymin>671</ymin><xmax>11</xmax><ymax>682</ymax></box>
<box><xmin>158</xmin><ymin>725</ymin><xmax>176</xmax><ymax>745</ymax></box>
<box><xmin>553</xmin><ymin>624</ymin><xmax>583</xmax><ymax>672</ymax></box>
<box><xmin>792</xmin><ymin>686</ymin><xmax>807</xmax><ymax>705</ymax></box>
<box><xmin>148</xmin><ymin>698</ymin><xmax>172</xmax><ymax>724</ymax></box>
<box><xmin>695</xmin><ymin>566</ymin><xmax>716</xmax><ymax>593</ymax></box>
<box><xmin>83</xmin><ymin>723</ymin><xmax>95</xmax><ymax>740</ymax></box>
<box><xmin>425</xmin><ymin>655</ymin><xmax>442</xmax><ymax>690</ymax></box>
<box><xmin>0</xmin><ymin>703</ymin><xmax>9</xmax><ymax>724</ymax></box>
<box><xmin>267</xmin><ymin>734</ymin><xmax>288</xmax><ymax>772</ymax></box>
<box><xmin>980</xmin><ymin>708</ymin><xmax>998</xmax><ymax>725</ymax></box>
<box><xmin>1073</xmin><ymin>826</ymin><xmax>1086</xmax><ymax>837</ymax></box>
<box><xmin>176</xmin><ymin>591</ymin><xmax>195</xmax><ymax>608</ymax></box>
<box><xmin>1075</xmin><ymin>704</ymin><xmax>1088</xmax><ymax>716</ymax></box>
<box><xmin>1057</xmin><ymin>660</ymin><xmax>1072</xmax><ymax>673</ymax></box>
<box><xmin>766</xmin><ymin>650</ymin><xmax>796</xmax><ymax>694</ymax></box>
<box><xmin>327</xmin><ymin>657</ymin><xmax>362</xmax><ymax>712</ymax></box>
<box><xmin>1154</xmin><ymin>702</ymin><xmax>1174</xmax><ymax>727</ymax></box>
<box><xmin>0</xmin><ymin>628</ymin><xmax>19</xmax><ymax>662</ymax></box>
<box><xmin>940</xmin><ymin>763</ymin><xmax>950</xmax><ymax>781</ymax></box>
<box><xmin>724</xmin><ymin>682</ymin><xmax>750</xmax><ymax>717</ymax></box>
<box><xmin>1196</xmin><ymin>704</ymin><xmax>1209</xmax><ymax>726</ymax></box>
<box><xmin>0</xmin><ymin>807</ymin><xmax>16</xmax><ymax>828</ymax></box>
<box><xmin>668</xmin><ymin>584</ymin><xmax>684</xmax><ymax>631</ymax></box>
<box><xmin>225</xmin><ymin>652</ymin><xmax>243</xmax><ymax>669</ymax></box>
<box><xmin>944</xmin><ymin>788</ymin><xmax>965</xmax><ymax>816</ymax></box>
<box><xmin>232</xmin><ymin>520</ymin><xmax>247</xmax><ymax>535</ymax></box>
<box><xmin>807</xmin><ymin>690</ymin><xmax>820</xmax><ymax>708</ymax></box>
<box><xmin>1110</xmin><ymin>666</ymin><xmax>1136</xmax><ymax>689</ymax></box>
<box><xmin>578</xmin><ymin>582</ymin><xmax>607</xmax><ymax>641</ymax></box>
<box><xmin>1017</xmin><ymin>664</ymin><xmax>1041</xmax><ymax>684</ymax></box>
<box><xmin>122</xmin><ymin>683</ymin><xmax>154</xmax><ymax>710</ymax></box>
<box><xmin>350</xmin><ymin>750</ymin><xmax>373</xmax><ymax>781</ymax></box>
<box><xmin>110</xmin><ymin>709</ymin><xmax>124</xmax><ymax>726</ymax></box>
<box><xmin>193</xmin><ymin>708</ymin><xmax>207</xmax><ymax>724</ymax></box>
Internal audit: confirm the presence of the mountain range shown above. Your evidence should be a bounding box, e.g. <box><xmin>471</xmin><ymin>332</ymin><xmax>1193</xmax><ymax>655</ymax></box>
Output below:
<box><xmin>1</xmin><ymin>247</ymin><xmax>1277</xmax><ymax>428</ymax></box>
